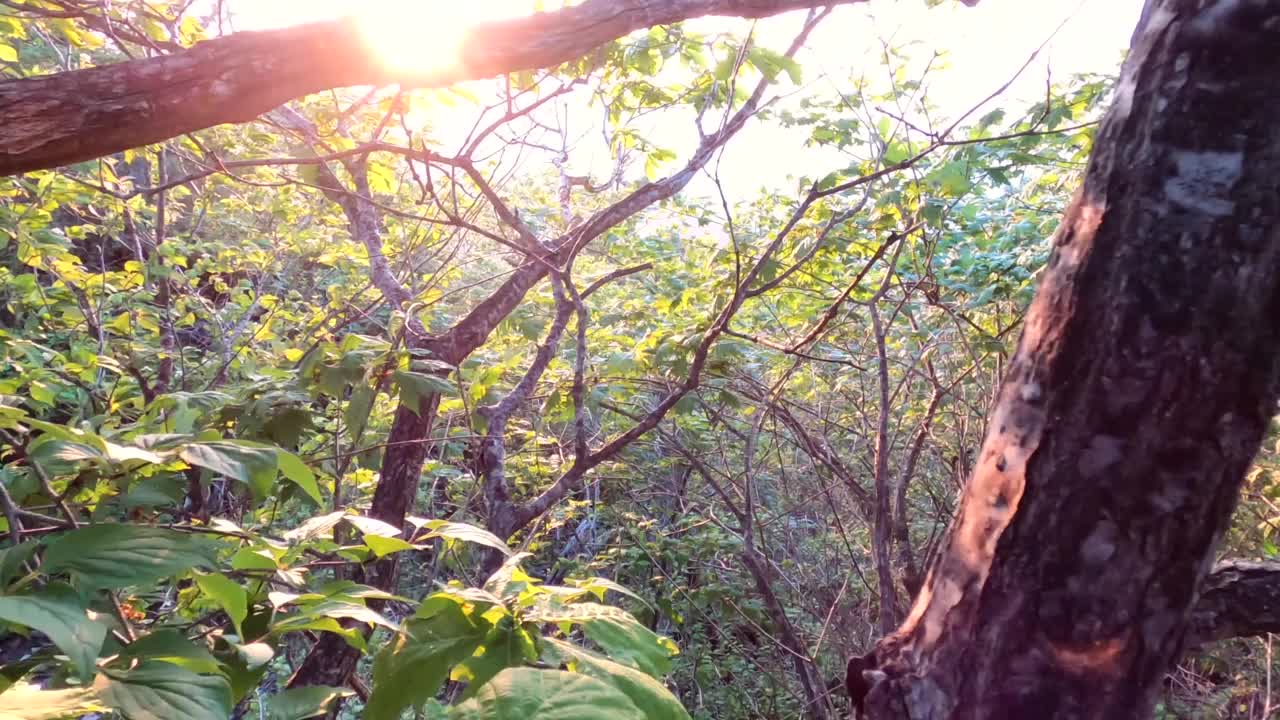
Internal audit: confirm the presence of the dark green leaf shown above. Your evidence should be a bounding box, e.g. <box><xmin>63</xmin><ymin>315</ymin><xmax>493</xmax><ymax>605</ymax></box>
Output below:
<box><xmin>365</xmin><ymin>599</ymin><xmax>490</xmax><ymax>720</ymax></box>
<box><xmin>43</xmin><ymin>525</ymin><xmax>217</xmax><ymax>589</ymax></box>
<box><xmin>179</xmin><ymin>441</ymin><xmax>278</xmax><ymax>499</ymax></box>
<box><xmin>94</xmin><ymin>661</ymin><xmax>232</xmax><ymax>720</ymax></box>
<box><xmin>0</xmin><ymin>584</ymin><xmax>105</xmax><ymax>679</ymax></box>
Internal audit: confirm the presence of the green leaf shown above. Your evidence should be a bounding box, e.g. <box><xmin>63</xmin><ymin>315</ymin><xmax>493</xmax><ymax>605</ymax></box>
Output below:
<box><xmin>394</xmin><ymin>371</ymin><xmax>459</xmax><ymax>414</ymax></box>
<box><xmin>0</xmin><ymin>541</ymin><xmax>38</xmax><ymax>588</ymax></box>
<box><xmin>569</xmin><ymin>578</ymin><xmax>650</xmax><ymax>608</ymax></box>
<box><xmin>364</xmin><ymin>534</ymin><xmax>415</xmax><ymax>558</ymax></box>
<box><xmin>117</xmin><ymin>630</ymin><xmax>221</xmax><ymax>675</ymax></box>
<box><xmin>179</xmin><ymin>441</ymin><xmax>278</xmax><ymax>499</ymax></box>
<box><xmin>0</xmin><ymin>683</ymin><xmax>104</xmax><ymax>720</ymax></box>
<box><xmin>270</xmin><ymin>616</ymin><xmax>367</xmax><ymax>652</ymax></box>
<box><xmin>448</xmin><ymin>668</ymin><xmax>645</xmax><ymax>720</ymax></box>
<box><xmin>365</xmin><ymin>599</ymin><xmax>490</xmax><ymax>720</ymax></box>
<box><xmin>266</xmin><ymin>686</ymin><xmax>351</xmax><ymax>720</ymax></box>
<box><xmin>544</xmin><ymin>638</ymin><xmax>690</xmax><ymax>720</ymax></box>
<box><xmin>420</xmin><ymin>520</ymin><xmax>512</xmax><ymax>557</ymax></box>
<box><xmin>94</xmin><ymin>661</ymin><xmax>231</xmax><ymax>720</ymax></box>
<box><xmin>0</xmin><ymin>584</ymin><xmax>105</xmax><ymax>679</ymax></box>
<box><xmin>274</xmin><ymin>600</ymin><xmax>399</xmax><ymax>634</ymax></box>
<box><xmin>0</xmin><ymin>44</ymin><xmax>16</xmax><ymax>63</ymax></box>
<box><xmin>453</xmin><ymin>622</ymin><xmax>537</xmax><ymax>699</ymax></box>
<box><xmin>43</xmin><ymin>525</ymin><xmax>218</xmax><ymax>589</ymax></box>
<box><xmin>747</xmin><ymin>46</ymin><xmax>801</xmax><ymax>84</ymax></box>
<box><xmin>276</xmin><ymin>450</ymin><xmax>322</xmax><ymax>505</ymax></box>
<box><xmin>526</xmin><ymin>603</ymin><xmax>675</xmax><ymax>677</ymax></box>
<box><xmin>344</xmin><ymin>385</ymin><xmax>375</xmax><ymax>440</ymax></box>
<box><xmin>195</xmin><ymin>573</ymin><xmax>248</xmax><ymax>637</ymax></box>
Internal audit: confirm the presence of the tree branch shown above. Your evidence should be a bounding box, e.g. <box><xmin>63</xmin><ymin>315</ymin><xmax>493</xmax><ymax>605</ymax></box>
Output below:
<box><xmin>0</xmin><ymin>0</ymin><xmax>903</xmax><ymax>176</ymax></box>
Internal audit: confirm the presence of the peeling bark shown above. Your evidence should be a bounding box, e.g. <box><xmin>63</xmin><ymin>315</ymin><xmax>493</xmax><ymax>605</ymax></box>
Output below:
<box><xmin>0</xmin><ymin>0</ymin><xmax>886</xmax><ymax>176</ymax></box>
<box><xmin>859</xmin><ymin>2</ymin><xmax>1280</xmax><ymax>718</ymax></box>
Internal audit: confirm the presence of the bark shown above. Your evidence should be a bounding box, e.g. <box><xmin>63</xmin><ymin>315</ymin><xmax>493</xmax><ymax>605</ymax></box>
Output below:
<box><xmin>0</xmin><ymin>0</ymin><xmax>884</xmax><ymax>176</ymax></box>
<box><xmin>869</xmin><ymin>306</ymin><xmax>900</xmax><ymax>634</ymax></box>
<box><xmin>857</xmin><ymin>2</ymin><xmax>1280</xmax><ymax>718</ymax></box>
<box><xmin>1187</xmin><ymin>560</ymin><xmax>1280</xmax><ymax>647</ymax></box>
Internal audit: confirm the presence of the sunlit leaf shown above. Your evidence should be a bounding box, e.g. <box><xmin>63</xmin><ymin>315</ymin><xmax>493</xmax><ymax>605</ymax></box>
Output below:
<box><xmin>447</xmin><ymin>668</ymin><xmax>644</xmax><ymax>720</ymax></box>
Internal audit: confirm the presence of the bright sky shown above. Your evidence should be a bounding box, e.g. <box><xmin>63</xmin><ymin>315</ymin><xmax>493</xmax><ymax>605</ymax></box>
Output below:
<box><xmin>233</xmin><ymin>0</ymin><xmax>1141</xmax><ymax>200</ymax></box>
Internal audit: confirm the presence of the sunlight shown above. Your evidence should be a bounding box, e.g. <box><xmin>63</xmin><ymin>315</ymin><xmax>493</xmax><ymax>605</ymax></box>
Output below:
<box><xmin>352</xmin><ymin>0</ymin><xmax>529</xmax><ymax>77</ymax></box>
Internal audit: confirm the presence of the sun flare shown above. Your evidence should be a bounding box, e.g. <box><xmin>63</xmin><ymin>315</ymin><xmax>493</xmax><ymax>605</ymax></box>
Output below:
<box><xmin>353</xmin><ymin>0</ymin><xmax>529</xmax><ymax>77</ymax></box>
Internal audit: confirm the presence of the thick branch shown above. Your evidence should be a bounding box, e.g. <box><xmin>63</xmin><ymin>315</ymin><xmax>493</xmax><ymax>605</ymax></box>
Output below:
<box><xmin>0</xmin><ymin>0</ymin><xmax>887</xmax><ymax>176</ymax></box>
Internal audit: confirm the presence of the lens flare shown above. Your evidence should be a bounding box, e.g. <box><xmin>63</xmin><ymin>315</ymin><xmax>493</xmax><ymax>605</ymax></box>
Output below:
<box><xmin>354</xmin><ymin>0</ymin><xmax>526</xmax><ymax>77</ymax></box>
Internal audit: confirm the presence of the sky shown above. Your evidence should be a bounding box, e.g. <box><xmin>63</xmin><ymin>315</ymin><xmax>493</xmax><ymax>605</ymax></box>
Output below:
<box><xmin>232</xmin><ymin>0</ymin><xmax>1142</xmax><ymax>200</ymax></box>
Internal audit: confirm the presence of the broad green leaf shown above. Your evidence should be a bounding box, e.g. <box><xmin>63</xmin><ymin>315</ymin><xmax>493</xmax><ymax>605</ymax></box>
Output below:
<box><xmin>266</xmin><ymin>686</ymin><xmax>351</xmax><ymax>720</ymax></box>
<box><xmin>364</xmin><ymin>600</ymin><xmax>490</xmax><ymax>720</ymax></box>
<box><xmin>448</xmin><ymin>668</ymin><xmax>645</xmax><ymax>720</ymax></box>
<box><xmin>276</xmin><ymin>451</ymin><xmax>322</xmax><ymax>505</ymax></box>
<box><xmin>117</xmin><ymin>630</ymin><xmax>221</xmax><ymax>674</ymax></box>
<box><xmin>179</xmin><ymin>441</ymin><xmax>278</xmax><ymax>498</ymax></box>
<box><xmin>453</xmin><ymin>622</ymin><xmax>537</xmax><ymax>699</ymax></box>
<box><xmin>344</xmin><ymin>385</ymin><xmax>375</xmax><ymax>440</ymax></box>
<box><xmin>0</xmin><ymin>44</ymin><xmax>17</xmax><ymax>63</ymax></box>
<box><xmin>527</xmin><ymin>603</ymin><xmax>675</xmax><ymax>677</ymax></box>
<box><xmin>95</xmin><ymin>661</ymin><xmax>231</xmax><ymax>720</ymax></box>
<box><xmin>364</xmin><ymin>534</ymin><xmax>415</xmax><ymax>558</ymax></box>
<box><xmin>0</xmin><ymin>584</ymin><xmax>105</xmax><ymax>679</ymax></box>
<box><xmin>421</xmin><ymin>520</ymin><xmax>512</xmax><ymax>557</ymax></box>
<box><xmin>43</xmin><ymin>525</ymin><xmax>217</xmax><ymax>589</ymax></box>
<box><xmin>0</xmin><ymin>683</ymin><xmax>104</xmax><ymax>720</ymax></box>
<box><xmin>545</xmin><ymin>638</ymin><xmax>690</xmax><ymax>720</ymax></box>
<box><xmin>232</xmin><ymin>547</ymin><xmax>279</xmax><ymax>571</ymax></box>
<box><xmin>195</xmin><ymin>573</ymin><xmax>248</xmax><ymax>637</ymax></box>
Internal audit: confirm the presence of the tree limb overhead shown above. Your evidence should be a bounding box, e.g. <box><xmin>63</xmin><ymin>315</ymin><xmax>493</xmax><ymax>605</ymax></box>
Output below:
<box><xmin>0</xmin><ymin>0</ymin><xmax>893</xmax><ymax>176</ymax></box>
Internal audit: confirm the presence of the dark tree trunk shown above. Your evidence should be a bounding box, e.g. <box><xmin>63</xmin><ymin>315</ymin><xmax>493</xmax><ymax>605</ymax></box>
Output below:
<box><xmin>857</xmin><ymin>2</ymin><xmax>1280</xmax><ymax>718</ymax></box>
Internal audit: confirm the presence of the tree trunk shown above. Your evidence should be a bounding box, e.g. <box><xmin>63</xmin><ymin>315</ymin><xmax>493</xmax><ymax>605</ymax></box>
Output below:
<box><xmin>857</xmin><ymin>2</ymin><xmax>1280</xmax><ymax>718</ymax></box>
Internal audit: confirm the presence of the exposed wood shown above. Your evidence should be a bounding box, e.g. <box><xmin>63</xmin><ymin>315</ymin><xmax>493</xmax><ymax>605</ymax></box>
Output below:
<box><xmin>857</xmin><ymin>1</ymin><xmax>1280</xmax><ymax>717</ymax></box>
<box><xmin>0</xmin><ymin>0</ymin><xmax>887</xmax><ymax>176</ymax></box>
